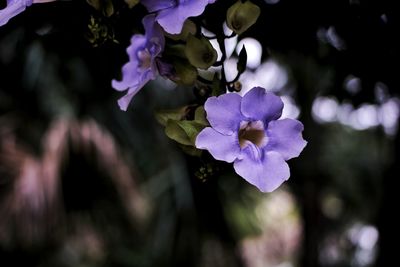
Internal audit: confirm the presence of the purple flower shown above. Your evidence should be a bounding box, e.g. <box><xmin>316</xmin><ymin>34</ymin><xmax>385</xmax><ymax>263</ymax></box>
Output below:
<box><xmin>196</xmin><ymin>87</ymin><xmax>307</xmax><ymax>192</ymax></box>
<box><xmin>0</xmin><ymin>0</ymin><xmax>32</xmax><ymax>27</ymax></box>
<box><xmin>112</xmin><ymin>14</ymin><xmax>165</xmax><ymax>111</ymax></box>
<box><xmin>141</xmin><ymin>0</ymin><xmax>215</xmax><ymax>34</ymax></box>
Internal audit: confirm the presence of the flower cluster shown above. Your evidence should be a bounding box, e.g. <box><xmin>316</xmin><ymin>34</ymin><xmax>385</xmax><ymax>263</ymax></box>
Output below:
<box><xmin>1</xmin><ymin>0</ymin><xmax>307</xmax><ymax>193</ymax></box>
<box><xmin>112</xmin><ymin>0</ymin><xmax>217</xmax><ymax>110</ymax></box>
<box><xmin>109</xmin><ymin>0</ymin><xmax>306</xmax><ymax>192</ymax></box>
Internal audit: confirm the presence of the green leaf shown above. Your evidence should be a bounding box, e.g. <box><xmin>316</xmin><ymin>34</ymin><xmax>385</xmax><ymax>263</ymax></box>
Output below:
<box><xmin>155</xmin><ymin>107</ymin><xmax>188</xmax><ymax>126</ymax></box>
<box><xmin>165</xmin><ymin>120</ymin><xmax>205</xmax><ymax>146</ymax></box>
<box><xmin>194</xmin><ymin>106</ymin><xmax>209</xmax><ymax>126</ymax></box>
<box><xmin>179</xmin><ymin>144</ymin><xmax>202</xmax><ymax>156</ymax></box>
<box><xmin>237</xmin><ymin>45</ymin><xmax>247</xmax><ymax>74</ymax></box>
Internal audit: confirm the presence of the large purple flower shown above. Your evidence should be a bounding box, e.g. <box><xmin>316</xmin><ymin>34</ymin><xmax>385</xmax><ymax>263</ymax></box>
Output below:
<box><xmin>112</xmin><ymin>14</ymin><xmax>165</xmax><ymax>111</ymax></box>
<box><xmin>141</xmin><ymin>0</ymin><xmax>215</xmax><ymax>34</ymax></box>
<box><xmin>196</xmin><ymin>87</ymin><xmax>307</xmax><ymax>192</ymax></box>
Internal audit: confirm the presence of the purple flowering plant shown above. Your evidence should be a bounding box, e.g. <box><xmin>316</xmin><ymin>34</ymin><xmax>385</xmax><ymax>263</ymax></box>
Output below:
<box><xmin>1</xmin><ymin>0</ymin><xmax>307</xmax><ymax>193</ymax></box>
<box><xmin>111</xmin><ymin>14</ymin><xmax>165</xmax><ymax>111</ymax></box>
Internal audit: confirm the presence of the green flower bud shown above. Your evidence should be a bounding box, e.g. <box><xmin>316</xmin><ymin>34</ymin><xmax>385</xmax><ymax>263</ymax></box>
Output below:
<box><xmin>172</xmin><ymin>59</ymin><xmax>198</xmax><ymax>86</ymax></box>
<box><xmin>87</xmin><ymin>0</ymin><xmax>114</xmax><ymax>17</ymax></box>
<box><xmin>185</xmin><ymin>34</ymin><xmax>217</xmax><ymax>70</ymax></box>
<box><xmin>124</xmin><ymin>0</ymin><xmax>139</xmax><ymax>8</ymax></box>
<box><xmin>227</xmin><ymin>0</ymin><xmax>261</xmax><ymax>35</ymax></box>
<box><xmin>162</xmin><ymin>45</ymin><xmax>198</xmax><ymax>85</ymax></box>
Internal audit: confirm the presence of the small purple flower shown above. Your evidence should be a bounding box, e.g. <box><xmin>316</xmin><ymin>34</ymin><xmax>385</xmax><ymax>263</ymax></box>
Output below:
<box><xmin>141</xmin><ymin>0</ymin><xmax>215</xmax><ymax>34</ymax></box>
<box><xmin>196</xmin><ymin>87</ymin><xmax>307</xmax><ymax>192</ymax></box>
<box><xmin>0</xmin><ymin>0</ymin><xmax>32</xmax><ymax>26</ymax></box>
<box><xmin>112</xmin><ymin>14</ymin><xmax>165</xmax><ymax>111</ymax></box>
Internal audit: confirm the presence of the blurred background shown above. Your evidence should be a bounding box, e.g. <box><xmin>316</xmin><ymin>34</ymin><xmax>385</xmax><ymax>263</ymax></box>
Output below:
<box><xmin>1</xmin><ymin>0</ymin><xmax>399</xmax><ymax>266</ymax></box>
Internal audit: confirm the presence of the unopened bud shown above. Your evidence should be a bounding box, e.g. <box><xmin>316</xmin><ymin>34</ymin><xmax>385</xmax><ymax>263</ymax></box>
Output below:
<box><xmin>124</xmin><ymin>0</ymin><xmax>139</xmax><ymax>8</ymax></box>
<box><xmin>233</xmin><ymin>81</ymin><xmax>242</xmax><ymax>91</ymax></box>
<box><xmin>185</xmin><ymin>34</ymin><xmax>217</xmax><ymax>70</ymax></box>
<box><xmin>226</xmin><ymin>0</ymin><xmax>260</xmax><ymax>35</ymax></box>
<box><xmin>172</xmin><ymin>59</ymin><xmax>198</xmax><ymax>86</ymax></box>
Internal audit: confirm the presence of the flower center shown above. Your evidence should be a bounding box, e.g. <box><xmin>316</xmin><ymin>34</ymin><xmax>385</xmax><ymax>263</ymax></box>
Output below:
<box><xmin>238</xmin><ymin>120</ymin><xmax>267</xmax><ymax>148</ymax></box>
<box><xmin>137</xmin><ymin>48</ymin><xmax>152</xmax><ymax>70</ymax></box>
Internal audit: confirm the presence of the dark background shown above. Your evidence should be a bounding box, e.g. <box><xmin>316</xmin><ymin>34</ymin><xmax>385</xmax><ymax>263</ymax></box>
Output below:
<box><xmin>1</xmin><ymin>0</ymin><xmax>399</xmax><ymax>266</ymax></box>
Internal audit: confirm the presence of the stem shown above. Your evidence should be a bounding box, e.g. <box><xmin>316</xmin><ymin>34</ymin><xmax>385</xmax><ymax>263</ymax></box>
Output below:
<box><xmin>212</xmin><ymin>61</ymin><xmax>223</xmax><ymax>67</ymax></box>
<box><xmin>197</xmin><ymin>75</ymin><xmax>213</xmax><ymax>85</ymax></box>
<box><xmin>216</xmin><ymin>36</ymin><xmax>227</xmax><ymax>92</ymax></box>
<box><xmin>204</xmin><ymin>32</ymin><xmax>236</xmax><ymax>40</ymax></box>
<box><xmin>227</xmin><ymin>72</ymin><xmax>241</xmax><ymax>84</ymax></box>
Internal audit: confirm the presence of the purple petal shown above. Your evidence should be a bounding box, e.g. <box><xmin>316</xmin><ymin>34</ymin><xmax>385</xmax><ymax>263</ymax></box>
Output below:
<box><xmin>117</xmin><ymin>77</ymin><xmax>150</xmax><ymax>111</ymax></box>
<box><xmin>234</xmin><ymin>150</ymin><xmax>290</xmax><ymax>192</ymax></box>
<box><xmin>112</xmin><ymin>61</ymin><xmax>140</xmax><ymax>91</ymax></box>
<box><xmin>266</xmin><ymin>119</ymin><xmax>307</xmax><ymax>160</ymax></box>
<box><xmin>156</xmin><ymin>0</ymin><xmax>210</xmax><ymax>34</ymax></box>
<box><xmin>237</xmin><ymin>142</ymin><xmax>263</xmax><ymax>161</ymax></box>
<box><xmin>143</xmin><ymin>14</ymin><xmax>165</xmax><ymax>50</ymax></box>
<box><xmin>0</xmin><ymin>0</ymin><xmax>32</xmax><ymax>27</ymax></box>
<box><xmin>111</xmin><ymin>59</ymin><xmax>156</xmax><ymax>94</ymax></box>
<box><xmin>204</xmin><ymin>93</ymin><xmax>244</xmax><ymax>135</ymax></box>
<box><xmin>112</xmin><ymin>35</ymin><xmax>146</xmax><ymax>91</ymax></box>
<box><xmin>195</xmin><ymin>127</ymin><xmax>240</xmax><ymax>163</ymax></box>
<box><xmin>118</xmin><ymin>91</ymin><xmax>136</xmax><ymax>111</ymax></box>
<box><xmin>126</xmin><ymin>35</ymin><xmax>146</xmax><ymax>61</ymax></box>
<box><xmin>141</xmin><ymin>0</ymin><xmax>176</xmax><ymax>12</ymax></box>
<box><xmin>241</xmin><ymin>87</ymin><xmax>284</xmax><ymax>123</ymax></box>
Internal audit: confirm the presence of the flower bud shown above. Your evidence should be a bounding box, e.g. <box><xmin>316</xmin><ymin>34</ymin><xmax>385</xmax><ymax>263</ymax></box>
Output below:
<box><xmin>226</xmin><ymin>0</ymin><xmax>260</xmax><ymax>35</ymax></box>
<box><xmin>124</xmin><ymin>0</ymin><xmax>139</xmax><ymax>8</ymax></box>
<box><xmin>87</xmin><ymin>0</ymin><xmax>114</xmax><ymax>17</ymax></box>
<box><xmin>185</xmin><ymin>34</ymin><xmax>217</xmax><ymax>70</ymax></box>
<box><xmin>172</xmin><ymin>59</ymin><xmax>198</xmax><ymax>86</ymax></box>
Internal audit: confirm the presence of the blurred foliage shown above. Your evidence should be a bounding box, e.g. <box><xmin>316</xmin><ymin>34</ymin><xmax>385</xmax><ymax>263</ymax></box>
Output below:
<box><xmin>86</xmin><ymin>15</ymin><xmax>118</xmax><ymax>47</ymax></box>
